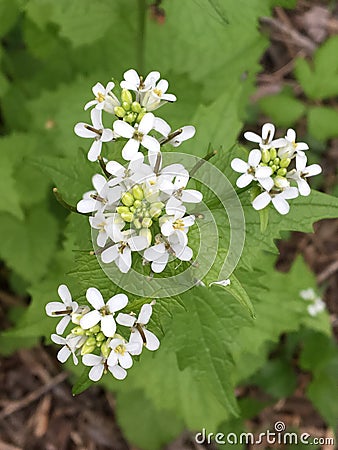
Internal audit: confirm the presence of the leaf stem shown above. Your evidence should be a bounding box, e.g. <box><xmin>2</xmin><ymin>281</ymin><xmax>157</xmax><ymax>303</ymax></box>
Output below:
<box><xmin>189</xmin><ymin>144</ymin><xmax>218</xmax><ymax>178</ymax></box>
<box><xmin>97</xmin><ymin>155</ymin><xmax>111</xmax><ymax>178</ymax></box>
<box><xmin>53</xmin><ymin>188</ymin><xmax>90</xmax><ymax>216</ymax></box>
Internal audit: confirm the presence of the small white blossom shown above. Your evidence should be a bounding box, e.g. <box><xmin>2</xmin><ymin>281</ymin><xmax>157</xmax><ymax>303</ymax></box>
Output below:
<box><xmin>76</xmin><ymin>174</ymin><xmax>122</xmax><ymax>214</ymax></box>
<box><xmin>287</xmin><ymin>157</ymin><xmax>322</xmax><ymax>197</ymax></box>
<box><xmin>82</xmin><ymin>354</ymin><xmax>127</xmax><ymax>381</ymax></box>
<box><xmin>160</xmin><ymin>211</ymin><xmax>195</xmax><ymax>239</ymax></box>
<box><xmin>84</xmin><ymin>81</ymin><xmax>120</xmax><ymax>113</ymax></box>
<box><xmin>244</xmin><ymin>123</ymin><xmax>286</xmax><ymax>150</ymax></box>
<box><xmin>300</xmin><ymin>288</ymin><xmax>316</xmax><ymax>300</ymax></box>
<box><xmin>116</xmin><ymin>303</ymin><xmax>160</xmax><ymax>353</ymax></box>
<box><xmin>231</xmin><ymin>149</ymin><xmax>274</xmax><ymax>191</ymax></box>
<box><xmin>278</xmin><ymin>128</ymin><xmax>309</xmax><ymax>163</ymax></box>
<box><xmin>80</xmin><ymin>288</ymin><xmax>128</xmax><ymax>337</ymax></box>
<box><xmin>45</xmin><ymin>284</ymin><xmax>79</xmax><ymax>334</ymax></box>
<box><xmin>142</xmin><ymin>78</ymin><xmax>177</xmax><ymax>111</ymax></box>
<box><xmin>89</xmin><ymin>212</ymin><xmax>125</xmax><ymax>247</ymax></box>
<box><xmin>113</xmin><ymin>113</ymin><xmax>160</xmax><ymax>161</ymax></box>
<box><xmin>106</xmin><ymin>154</ymin><xmax>155</xmax><ymax>188</ymax></box>
<box><xmin>51</xmin><ymin>333</ymin><xmax>84</xmax><ymax>365</ymax></box>
<box><xmin>74</xmin><ymin>109</ymin><xmax>114</xmax><ymax>161</ymax></box>
<box><xmin>120</xmin><ymin>69</ymin><xmax>160</xmax><ymax>93</ymax></box>
<box><xmin>101</xmin><ymin>230</ymin><xmax>149</xmax><ymax>273</ymax></box>
<box><xmin>252</xmin><ymin>187</ymin><xmax>299</xmax><ymax>215</ymax></box>
<box><xmin>308</xmin><ymin>298</ymin><xmax>325</xmax><ymax>317</ymax></box>
<box><xmin>108</xmin><ymin>337</ymin><xmax>141</xmax><ymax>369</ymax></box>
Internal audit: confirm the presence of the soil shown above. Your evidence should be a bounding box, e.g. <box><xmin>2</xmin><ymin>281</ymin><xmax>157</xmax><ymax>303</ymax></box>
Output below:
<box><xmin>1</xmin><ymin>2</ymin><xmax>337</xmax><ymax>449</ymax></box>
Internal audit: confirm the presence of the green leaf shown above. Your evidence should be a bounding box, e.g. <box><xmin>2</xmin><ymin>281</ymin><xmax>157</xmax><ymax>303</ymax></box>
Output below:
<box><xmin>0</xmin><ymin>0</ymin><xmax>20</xmax><ymax>37</ymax></box>
<box><xmin>294</xmin><ymin>36</ymin><xmax>338</xmax><ymax>100</ymax></box>
<box><xmin>72</xmin><ymin>367</ymin><xmax>92</xmax><ymax>395</ymax></box>
<box><xmin>253</xmin><ymin>359</ymin><xmax>297</xmax><ymax>398</ymax></box>
<box><xmin>259</xmin><ymin>92</ymin><xmax>305</xmax><ymax>127</ymax></box>
<box><xmin>308</xmin><ymin>106</ymin><xmax>338</xmax><ymax>141</ymax></box>
<box><xmin>0</xmin><ymin>151</ymin><xmax>24</xmax><ymax>219</ymax></box>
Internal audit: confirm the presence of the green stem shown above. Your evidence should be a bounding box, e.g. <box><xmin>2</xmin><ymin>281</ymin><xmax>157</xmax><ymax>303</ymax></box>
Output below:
<box><xmin>189</xmin><ymin>144</ymin><xmax>218</xmax><ymax>178</ymax></box>
<box><xmin>138</xmin><ymin>0</ymin><xmax>147</xmax><ymax>74</ymax></box>
<box><xmin>97</xmin><ymin>155</ymin><xmax>110</xmax><ymax>178</ymax></box>
<box><xmin>53</xmin><ymin>188</ymin><xmax>91</xmax><ymax>216</ymax></box>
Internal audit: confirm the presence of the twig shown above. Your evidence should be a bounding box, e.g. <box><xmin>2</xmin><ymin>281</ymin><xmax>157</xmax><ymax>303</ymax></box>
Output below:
<box><xmin>0</xmin><ymin>372</ymin><xmax>68</xmax><ymax>420</ymax></box>
<box><xmin>97</xmin><ymin>155</ymin><xmax>111</xmax><ymax>178</ymax></box>
<box><xmin>317</xmin><ymin>260</ymin><xmax>338</xmax><ymax>284</ymax></box>
<box><xmin>189</xmin><ymin>145</ymin><xmax>217</xmax><ymax>178</ymax></box>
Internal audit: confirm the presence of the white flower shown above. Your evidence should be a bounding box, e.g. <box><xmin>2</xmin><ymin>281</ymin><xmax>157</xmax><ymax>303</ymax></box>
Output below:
<box><xmin>116</xmin><ymin>303</ymin><xmax>160</xmax><ymax>354</ymax></box>
<box><xmin>89</xmin><ymin>212</ymin><xmax>124</xmax><ymax>247</ymax></box>
<box><xmin>80</xmin><ymin>288</ymin><xmax>128</xmax><ymax>337</ymax></box>
<box><xmin>252</xmin><ymin>186</ymin><xmax>299</xmax><ymax>215</ymax></box>
<box><xmin>51</xmin><ymin>333</ymin><xmax>84</xmax><ymax>365</ymax></box>
<box><xmin>143</xmin><ymin>233</ymin><xmax>193</xmax><ymax>273</ymax></box>
<box><xmin>278</xmin><ymin>128</ymin><xmax>309</xmax><ymax>162</ymax></box>
<box><xmin>287</xmin><ymin>157</ymin><xmax>322</xmax><ymax>196</ymax></box>
<box><xmin>45</xmin><ymin>285</ymin><xmax>79</xmax><ymax>334</ymax></box>
<box><xmin>76</xmin><ymin>174</ymin><xmax>122</xmax><ymax>214</ymax></box>
<box><xmin>209</xmin><ymin>279</ymin><xmax>231</xmax><ymax>287</ymax></box>
<box><xmin>82</xmin><ymin>354</ymin><xmax>127</xmax><ymax>381</ymax></box>
<box><xmin>244</xmin><ymin>123</ymin><xmax>286</xmax><ymax>150</ymax></box>
<box><xmin>113</xmin><ymin>113</ymin><xmax>160</xmax><ymax>161</ymax></box>
<box><xmin>84</xmin><ymin>81</ymin><xmax>120</xmax><ymax>114</ymax></box>
<box><xmin>101</xmin><ymin>231</ymin><xmax>149</xmax><ymax>273</ymax></box>
<box><xmin>308</xmin><ymin>298</ymin><xmax>325</xmax><ymax>317</ymax></box>
<box><xmin>300</xmin><ymin>288</ymin><xmax>316</xmax><ymax>301</ymax></box>
<box><xmin>108</xmin><ymin>337</ymin><xmax>141</xmax><ymax>369</ymax></box>
<box><xmin>120</xmin><ymin>69</ymin><xmax>160</xmax><ymax>93</ymax></box>
<box><xmin>142</xmin><ymin>79</ymin><xmax>177</xmax><ymax>111</ymax></box>
<box><xmin>154</xmin><ymin>119</ymin><xmax>196</xmax><ymax>147</ymax></box>
<box><xmin>160</xmin><ymin>211</ymin><xmax>195</xmax><ymax>239</ymax></box>
<box><xmin>74</xmin><ymin>109</ymin><xmax>114</xmax><ymax>161</ymax></box>
<box><xmin>231</xmin><ymin>149</ymin><xmax>274</xmax><ymax>191</ymax></box>
<box><xmin>106</xmin><ymin>154</ymin><xmax>155</xmax><ymax>188</ymax></box>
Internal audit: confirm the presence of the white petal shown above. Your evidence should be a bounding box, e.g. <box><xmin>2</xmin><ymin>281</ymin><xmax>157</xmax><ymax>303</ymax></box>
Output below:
<box><xmin>236</xmin><ymin>173</ymin><xmax>253</xmax><ymax>188</ymax></box>
<box><xmin>297</xmin><ymin>178</ymin><xmax>311</xmax><ymax>196</ymax></box>
<box><xmin>129</xmin><ymin>330</ymin><xmax>143</xmax><ymax>353</ymax></box>
<box><xmin>107</xmin><ymin>351</ymin><xmax>118</xmax><ymax>366</ymax></box>
<box><xmin>122</xmin><ymin>139</ymin><xmax>140</xmax><ymax>161</ymax></box>
<box><xmin>283</xmin><ymin>187</ymin><xmax>299</xmax><ymax>200</ymax></box>
<box><xmin>244</xmin><ymin>131</ymin><xmax>261</xmax><ymax>144</ymax></box>
<box><xmin>122</xmin><ymin>69</ymin><xmax>140</xmax><ymax>87</ymax></box>
<box><xmin>255</xmin><ymin>166</ymin><xmax>272</xmax><ymax>178</ymax></box>
<box><xmin>97</xmin><ymin>230</ymin><xmax>108</xmax><ymax>247</ymax></box>
<box><xmin>144</xmin><ymin>243</ymin><xmax>166</xmax><ymax>261</ymax></box>
<box><xmin>116</xmin><ymin>313</ymin><xmax>136</xmax><ymax>327</ymax></box>
<box><xmin>84</xmin><ymin>100</ymin><xmax>97</xmax><ymax>111</ymax></box>
<box><xmin>92</xmin><ymin>174</ymin><xmax>107</xmax><ymax>195</ymax></box>
<box><xmin>154</xmin><ymin>117</ymin><xmax>170</xmax><ymax>137</ymax></box>
<box><xmin>100</xmin><ymin>315</ymin><xmax>117</xmax><ymax>337</ymax></box>
<box><xmin>166</xmin><ymin>197</ymin><xmax>185</xmax><ymax>217</ymax></box>
<box><xmin>259</xmin><ymin>177</ymin><xmax>274</xmax><ymax>192</ymax></box>
<box><xmin>45</xmin><ymin>301</ymin><xmax>66</xmax><ymax>317</ymax></box>
<box><xmin>126</xmin><ymin>341</ymin><xmax>142</xmax><ymax>355</ymax></box>
<box><xmin>92</xmin><ymin>82</ymin><xmax>105</xmax><ymax>96</ymax></box>
<box><xmin>180</xmin><ymin>189</ymin><xmax>203</xmax><ymax>203</ymax></box>
<box><xmin>176</xmin><ymin>245</ymin><xmax>193</xmax><ymax>261</ymax></box>
<box><xmin>118</xmin><ymin>352</ymin><xmax>133</xmax><ymax>369</ymax></box>
<box><xmin>117</xmin><ymin>248</ymin><xmax>132</xmax><ymax>273</ymax></box>
<box><xmin>77</xmin><ymin>197</ymin><xmax>97</xmax><ymax>213</ymax></box>
<box><xmin>57</xmin><ymin>346</ymin><xmax>71</xmax><ymax>363</ymax></box>
<box><xmin>89</xmin><ymin>364</ymin><xmax>104</xmax><ymax>382</ymax></box>
<box><xmin>82</xmin><ymin>354</ymin><xmax>103</xmax><ymax>366</ymax></box>
<box><xmin>138</xmin><ymin>304</ymin><xmax>152</xmax><ymax>325</ymax></box>
<box><xmin>161</xmin><ymin>93</ymin><xmax>176</xmax><ymax>102</ymax></box>
<box><xmin>252</xmin><ymin>192</ymin><xmax>271</xmax><ymax>210</ymax></box>
<box><xmin>101</xmin><ymin>128</ymin><xmax>114</xmax><ymax>142</ymax></box>
<box><xmin>91</xmin><ymin>108</ymin><xmax>103</xmax><ymax>129</ymax></box>
<box><xmin>143</xmin><ymin>71</ymin><xmax>160</xmax><ymax>88</ymax></box>
<box><xmin>286</xmin><ymin>128</ymin><xmax>296</xmax><ymax>142</ymax></box>
<box><xmin>151</xmin><ymin>253</ymin><xmax>169</xmax><ymax>273</ymax></box>
<box><xmin>101</xmin><ymin>245</ymin><xmax>119</xmax><ymax>264</ymax></box>
<box><xmin>80</xmin><ymin>310</ymin><xmax>101</xmax><ymax>330</ymax></box>
<box><xmin>272</xmin><ymin>196</ymin><xmax>290</xmax><ymax>215</ymax></box>
<box><xmin>262</xmin><ymin>123</ymin><xmax>275</xmax><ymax>142</ymax></box>
<box><xmin>74</xmin><ymin>123</ymin><xmax>96</xmax><ymax>138</ymax></box>
<box><xmin>109</xmin><ymin>365</ymin><xmax>127</xmax><ymax>380</ymax></box>
<box><xmin>128</xmin><ymin>235</ymin><xmax>148</xmax><ymax>251</ymax></box>
<box><xmin>57</xmin><ymin>284</ymin><xmax>72</xmax><ymax>305</ymax></box>
<box><xmin>106</xmin><ymin>160</ymin><xmax>124</xmax><ymax>176</ymax></box>
<box><xmin>142</xmin><ymin>135</ymin><xmax>160</xmax><ymax>153</ymax></box>
<box><xmin>305</xmin><ymin>164</ymin><xmax>322</xmax><ymax>177</ymax></box>
<box><xmin>161</xmin><ymin>220</ymin><xmax>174</xmax><ymax>237</ymax></box>
<box><xmin>138</xmin><ymin>113</ymin><xmax>155</xmax><ymax>134</ymax></box>
<box><xmin>56</xmin><ymin>316</ymin><xmax>71</xmax><ymax>334</ymax></box>
<box><xmin>107</xmin><ymin>294</ymin><xmax>128</xmax><ymax>312</ymax></box>
<box><xmin>144</xmin><ymin>330</ymin><xmax>160</xmax><ymax>351</ymax></box>
<box><xmin>113</xmin><ymin>120</ymin><xmax>134</xmax><ymax>138</ymax></box>
<box><xmin>86</xmin><ymin>287</ymin><xmax>104</xmax><ymax>309</ymax></box>
<box><xmin>51</xmin><ymin>334</ymin><xmax>66</xmax><ymax>345</ymax></box>
<box><xmin>296</xmin><ymin>142</ymin><xmax>309</xmax><ymax>151</ymax></box>
<box><xmin>182</xmin><ymin>215</ymin><xmax>195</xmax><ymax>227</ymax></box>
<box><xmin>105</xmin><ymin>81</ymin><xmax>115</xmax><ymax>93</ymax></box>
<box><xmin>248</xmin><ymin>149</ymin><xmax>262</xmax><ymax>167</ymax></box>
<box><xmin>270</xmin><ymin>138</ymin><xmax>287</xmax><ymax>148</ymax></box>
<box><xmin>231</xmin><ymin>158</ymin><xmax>249</xmax><ymax>173</ymax></box>
<box><xmin>87</xmin><ymin>140</ymin><xmax>102</xmax><ymax>162</ymax></box>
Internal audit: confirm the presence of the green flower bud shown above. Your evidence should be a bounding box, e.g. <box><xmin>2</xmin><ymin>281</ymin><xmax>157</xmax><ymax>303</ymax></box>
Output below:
<box><xmin>277</xmin><ymin>168</ymin><xmax>287</xmax><ymax>176</ymax></box>
<box><xmin>101</xmin><ymin>341</ymin><xmax>110</xmax><ymax>358</ymax></box>
<box><xmin>136</xmin><ymin>111</ymin><xmax>146</xmax><ymax>123</ymax></box>
<box><xmin>273</xmin><ymin>157</ymin><xmax>280</xmax><ymax>166</ymax></box>
<box><xmin>125</xmin><ymin>112</ymin><xmax>136</xmax><ymax>124</ymax></box>
<box><xmin>133</xmin><ymin>218</ymin><xmax>142</xmax><ymax>229</ymax></box>
<box><xmin>120</xmin><ymin>211</ymin><xmax>134</xmax><ymax>222</ymax></box>
<box><xmin>116</xmin><ymin>206</ymin><xmax>130</xmax><ymax>215</ymax></box>
<box><xmin>81</xmin><ymin>337</ymin><xmax>97</xmax><ymax>355</ymax></box>
<box><xmin>271</xmin><ymin>164</ymin><xmax>277</xmax><ymax>172</ymax></box>
<box><xmin>122</xmin><ymin>101</ymin><xmax>131</xmax><ymax>111</ymax></box>
<box><xmin>142</xmin><ymin>217</ymin><xmax>153</xmax><ymax>228</ymax></box>
<box><xmin>114</xmin><ymin>106</ymin><xmax>126</xmax><ymax>118</ymax></box>
<box><xmin>268</xmin><ymin>161</ymin><xmax>274</xmax><ymax>167</ymax></box>
<box><xmin>129</xmin><ymin>206</ymin><xmax>136</xmax><ymax>213</ymax></box>
<box><xmin>96</xmin><ymin>332</ymin><xmax>106</xmax><ymax>342</ymax></box>
<box><xmin>134</xmin><ymin>199</ymin><xmax>142</xmax><ymax>208</ymax></box>
<box><xmin>280</xmin><ymin>157</ymin><xmax>291</xmax><ymax>168</ymax></box>
<box><xmin>274</xmin><ymin>176</ymin><xmax>289</xmax><ymax>189</ymax></box>
<box><xmin>261</xmin><ymin>149</ymin><xmax>270</xmax><ymax>163</ymax></box>
<box><xmin>132</xmin><ymin>185</ymin><xmax>144</xmax><ymax>200</ymax></box>
<box><xmin>149</xmin><ymin>202</ymin><xmax>164</xmax><ymax>218</ymax></box>
<box><xmin>71</xmin><ymin>326</ymin><xmax>85</xmax><ymax>336</ymax></box>
<box><xmin>89</xmin><ymin>324</ymin><xmax>101</xmax><ymax>334</ymax></box>
<box><xmin>131</xmin><ymin>101</ymin><xmax>142</xmax><ymax>113</ymax></box>
<box><xmin>121</xmin><ymin>192</ymin><xmax>135</xmax><ymax>207</ymax></box>
<box><xmin>121</xmin><ymin>89</ymin><xmax>133</xmax><ymax>104</ymax></box>
<box><xmin>269</xmin><ymin>148</ymin><xmax>277</xmax><ymax>160</ymax></box>
<box><xmin>139</xmin><ymin>228</ymin><xmax>152</xmax><ymax>245</ymax></box>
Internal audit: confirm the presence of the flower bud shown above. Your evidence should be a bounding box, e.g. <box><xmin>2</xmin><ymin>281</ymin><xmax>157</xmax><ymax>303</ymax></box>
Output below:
<box><xmin>139</xmin><ymin>228</ymin><xmax>152</xmax><ymax>246</ymax></box>
<box><xmin>71</xmin><ymin>326</ymin><xmax>86</xmax><ymax>336</ymax></box>
<box><xmin>101</xmin><ymin>341</ymin><xmax>110</xmax><ymax>358</ymax></box>
<box><xmin>132</xmin><ymin>185</ymin><xmax>144</xmax><ymax>200</ymax></box>
<box><xmin>136</xmin><ymin>111</ymin><xmax>146</xmax><ymax>123</ymax></box>
<box><xmin>131</xmin><ymin>101</ymin><xmax>142</xmax><ymax>113</ymax></box>
<box><xmin>274</xmin><ymin>176</ymin><xmax>289</xmax><ymax>189</ymax></box>
<box><xmin>261</xmin><ymin>150</ymin><xmax>270</xmax><ymax>163</ymax></box>
<box><xmin>269</xmin><ymin>148</ymin><xmax>277</xmax><ymax>160</ymax></box>
<box><xmin>130</xmin><ymin>206</ymin><xmax>136</xmax><ymax>213</ymax></box>
<box><xmin>114</xmin><ymin>106</ymin><xmax>126</xmax><ymax>118</ymax></box>
<box><xmin>134</xmin><ymin>199</ymin><xmax>142</xmax><ymax>208</ymax></box>
<box><xmin>81</xmin><ymin>337</ymin><xmax>97</xmax><ymax>355</ymax></box>
<box><xmin>122</xmin><ymin>101</ymin><xmax>131</xmax><ymax>111</ymax></box>
<box><xmin>270</xmin><ymin>164</ymin><xmax>277</xmax><ymax>172</ymax></box>
<box><xmin>149</xmin><ymin>202</ymin><xmax>164</xmax><ymax>218</ymax></box>
<box><xmin>120</xmin><ymin>211</ymin><xmax>134</xmax><ymax>222</ymax></box>
<box><xmin>273</xmin><ymin>157</ymin><xmax>280</xmax><ymax>166</ymax></box>
<box><xmin>96</xmin><ymin>332</ymin><xmax>106</xmax><ymax>342</ymax></box>
<box><xmin>277</xmin><ymin>168</ymin><xmax>287</xmax><ymax>177</ymax></box>
<box><xmin>142</xmin><ymin>217</ymin><xmax>153</xmax><ymax>228</ymax></box>
<box><xmin>121</xmin><ymin>89</ymin><xmax>133</xmax><ymax>104</ymax></box>
<box><xmin>89</xmin><ymin>324</ymin><xmax>101</xmax><ymax>334</ymax></box>
<box><xmin>71</xmin><ymin>305</ymin><xmax>90</xmax><ymax>324</ymax></box>
<box><xmin>116</xmin><ymin>206</ymin><xmax>130</xmax><ymax>214</ymax></box>
<box><xmin>280</xmin><ymin>157</ymin><xmax>291</xmax><ymax>168</ymax></box>
<box><xmin>125</xmin><ymin>112</ymin><xmax>137</xmax><ymax>124</ymax></box>
<box><xmin>133</xmin><ymin>218</ymin><xmax>142</xmax><ymax>229</ymax></box>
<box><xmin>121</xmin><ymin>192</ymin><xmax>135</xmax><ymax>206</ymax></box>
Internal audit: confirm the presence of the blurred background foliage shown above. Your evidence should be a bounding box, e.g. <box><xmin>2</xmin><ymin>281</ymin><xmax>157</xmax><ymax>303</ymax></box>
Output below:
<box><xmin>0</xmin><ymin>1</ymin><xmax>338</xmax><ymax>449</ymax></box>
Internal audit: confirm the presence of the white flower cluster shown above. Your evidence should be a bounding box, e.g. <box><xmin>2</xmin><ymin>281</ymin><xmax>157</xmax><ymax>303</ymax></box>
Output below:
<box><xmin>74</xmin><ymin>69</ymin><xmax>203</xmax><ymax>273</ymax></box>
<box><xmin>300</xmin><ymin>288</ymin><xmax>326</xmax><ymax>317</ymax></box>
<box><xmin>46</xmin><ymin>285</ymin><xmax>159</xmax><ymax>381</ymax></box>
<box><xmin>231</xmin><ymin>123</ymin><xmax>322</xmax><ymax>215</ymax></box>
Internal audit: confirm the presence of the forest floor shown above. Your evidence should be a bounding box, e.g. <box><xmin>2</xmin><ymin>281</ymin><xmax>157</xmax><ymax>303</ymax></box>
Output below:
<box><xmin>0</xmin><ymin>1</ymin><xmax>337</xmax><ymax>449</ymax></box>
